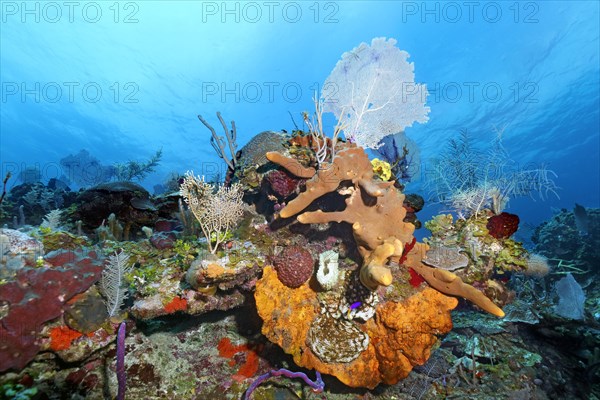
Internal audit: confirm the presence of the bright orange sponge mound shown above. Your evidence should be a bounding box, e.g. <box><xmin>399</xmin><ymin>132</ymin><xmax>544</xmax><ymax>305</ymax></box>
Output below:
<box><xmin>255</xmin><ymin>266</ymin><xmax>458</xmax><ymax>389</ymax></box>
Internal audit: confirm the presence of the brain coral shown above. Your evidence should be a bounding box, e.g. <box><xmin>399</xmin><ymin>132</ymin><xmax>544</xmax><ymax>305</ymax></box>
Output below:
<box><xmin>272</xmin><ymin>245</ymin><xmax>314</xmax><ymax>288</ymax></box>
<box><xmin>237</xmin><ymin>131</ymin><xmax>287</xmax><ymax>170</ymax></box>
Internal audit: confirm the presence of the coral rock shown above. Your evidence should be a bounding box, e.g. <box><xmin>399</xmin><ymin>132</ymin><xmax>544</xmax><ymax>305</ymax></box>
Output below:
<box><xmin>255</xmin><ymin>266</ymin><xmax>457</xmax><ymax>389</ymax></box>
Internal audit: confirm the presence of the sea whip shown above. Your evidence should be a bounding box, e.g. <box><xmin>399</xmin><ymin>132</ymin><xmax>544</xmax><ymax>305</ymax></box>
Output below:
<box><xmin>244</xmin><ymin>368</ymin><xmax>324</xmax><ymax>399</ymax></box>
<box><xmin>116</xmin><ymin>322</ymin><xmax>126</xmax><ymax>400</ymax></box>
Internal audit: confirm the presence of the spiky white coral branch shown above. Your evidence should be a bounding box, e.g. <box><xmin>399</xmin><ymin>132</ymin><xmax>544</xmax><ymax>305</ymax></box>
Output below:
<box><xmin>100</xmin><ymin>250</ymin><xmax>132</xmax><ymax>318</ymax></box>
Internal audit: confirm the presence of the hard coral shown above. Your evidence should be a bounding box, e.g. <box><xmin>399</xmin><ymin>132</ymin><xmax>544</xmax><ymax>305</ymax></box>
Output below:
<box><xmin>487</xmin><ymin>212</ymin><xmax>520</xmax><ymax>239</ymax></box>
<box><xmin>272</xmin><ymin>246</ymin><xmax>314</xmax><ymax>288</ymax></box>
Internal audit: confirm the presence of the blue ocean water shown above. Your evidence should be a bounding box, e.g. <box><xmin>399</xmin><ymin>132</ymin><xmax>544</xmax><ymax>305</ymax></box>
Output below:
<box><xmin>1</xmin><ymin>1</ymin><xmax>598</xmax><ymax>230</ymax></box>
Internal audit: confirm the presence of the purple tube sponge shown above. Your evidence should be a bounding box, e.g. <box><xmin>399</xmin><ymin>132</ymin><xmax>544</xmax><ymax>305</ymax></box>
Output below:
<box><xmin>244</xmin><ymin>368</ymin><xmax>324</xmax><ymax>399</ymax></box>
<box><xmin>116</xmin><ymin>322</ymin><xmax>127</xmax><ymax>400</ymax></box>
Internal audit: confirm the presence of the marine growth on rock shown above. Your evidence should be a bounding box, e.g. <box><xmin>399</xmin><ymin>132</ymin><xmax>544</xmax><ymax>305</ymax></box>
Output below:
<box><xmin>272</xmin><ymin>245</ymin><xmax>314</xmax><ymax>288</ymax></box>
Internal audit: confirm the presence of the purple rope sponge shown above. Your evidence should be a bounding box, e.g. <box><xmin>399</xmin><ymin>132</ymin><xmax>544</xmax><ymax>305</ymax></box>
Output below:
<box><xmin>244</xmin><ymin>368</ymin><xmax>324</xmax><ymax>399</ymax></box>
<box><xmin>116</xmin><ymin>322</ymin><xmax>127</xmax><ymax>400</ymax></box>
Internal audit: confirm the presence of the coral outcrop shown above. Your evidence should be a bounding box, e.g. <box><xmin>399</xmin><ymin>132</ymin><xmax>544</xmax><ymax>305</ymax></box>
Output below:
<box><xmin>267</xmin><ymin>143</ymin><xmax>503</xmax><ymax>316</ymax></box>
<box><xmin>255</xmin><ymin>266</ymin><xmax>457</xmax><ymax>388</ymax></box>
<box><xmin>255</xmin><ymin>143</ymin><xmax>504</xmax><ymax>388</ymax></box>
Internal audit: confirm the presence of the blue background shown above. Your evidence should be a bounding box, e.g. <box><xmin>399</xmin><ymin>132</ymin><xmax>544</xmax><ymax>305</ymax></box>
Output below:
<box><xmin>1</xmin><ymin>1</ymin><xmax>598</xmax><ymax>240</ymax></box>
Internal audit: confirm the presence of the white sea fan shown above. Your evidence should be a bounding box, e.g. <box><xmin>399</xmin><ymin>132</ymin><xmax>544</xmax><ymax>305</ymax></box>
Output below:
<box><xmin>322</xmin><ymin>37</ymin><xmax>429</xmax><ymax>149</ymax></box>
<box><xmin>100</xmin><ymin>250</ymin><xmax>133</xmax><ymax>317</ymax></box>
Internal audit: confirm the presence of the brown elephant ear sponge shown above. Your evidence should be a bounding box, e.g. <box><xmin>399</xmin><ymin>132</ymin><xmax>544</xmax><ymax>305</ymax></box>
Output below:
<box><xmin>255</xmin><ymin>266</ymin><xmax>458</xmax><ymax>389</ymax></box>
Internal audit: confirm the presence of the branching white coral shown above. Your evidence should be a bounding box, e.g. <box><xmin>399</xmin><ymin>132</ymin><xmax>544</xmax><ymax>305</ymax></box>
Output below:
<box><xmin>179</xmin><ymin>171</ymin><xmax>244</xmax><ymax>253</ymax></box>
<box><xmin>321</xmin><ymin>37</ymin><xmax>429</xmax><ymax>149</ymax></box>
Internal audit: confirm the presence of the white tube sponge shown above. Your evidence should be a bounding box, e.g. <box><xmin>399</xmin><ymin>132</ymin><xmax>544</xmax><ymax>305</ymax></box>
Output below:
<box><xmin>317</xmin><ymin>250</ymin><xmax>340</xmax><ymax>291</ymax></box>
<box><xmin>322</xmin><ymin>37</ymin><xmax>430</xmax><ymax>149</ymax></box>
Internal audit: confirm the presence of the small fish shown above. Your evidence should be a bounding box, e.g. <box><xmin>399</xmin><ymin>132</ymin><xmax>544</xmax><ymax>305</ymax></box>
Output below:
<box><xmin>347</xmin><ymin>301</ymin><xmax>362</xmax><ymax>319</ymax></box>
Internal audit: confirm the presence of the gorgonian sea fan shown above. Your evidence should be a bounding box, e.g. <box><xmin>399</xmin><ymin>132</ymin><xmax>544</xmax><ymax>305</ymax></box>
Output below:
<box><xmin>321</xmin><ymin>37</ymin><xmax>430</xmax><ymax>149</ymax></box>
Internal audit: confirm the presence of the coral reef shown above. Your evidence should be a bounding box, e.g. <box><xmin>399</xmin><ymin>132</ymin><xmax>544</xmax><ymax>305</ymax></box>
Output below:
<box><xmin>268</xmin><ymin>143</ymin><xmax>502</xmax><ymax>315</ymax></box>
<box><xmin>2</xmin><ymin>36</ymin><xmax>598</xmax><ymax>400</ymax></box>
<box><xmin>532</xmin><ymin>207</ymin><xmax>600</xmax><ymax>272</ymax></box>
<box><xmin>254</xmin><ymin>142</ymin><xmax>504</xmax><ymax>388</ymax></box>
<box><xmin>255</xmin><ymin>266</ymin><xmax>457</xmax><ymax>388</ymax></box>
